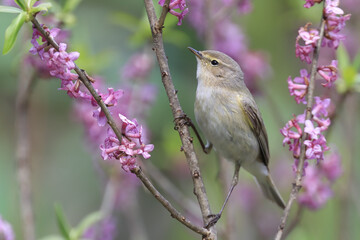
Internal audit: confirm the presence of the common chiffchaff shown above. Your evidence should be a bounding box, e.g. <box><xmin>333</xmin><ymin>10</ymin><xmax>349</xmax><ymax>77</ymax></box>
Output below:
<box><xmin>189</xmin><ymin>47</ymin><xmax>285</xmax><ymax>211</ymax></box>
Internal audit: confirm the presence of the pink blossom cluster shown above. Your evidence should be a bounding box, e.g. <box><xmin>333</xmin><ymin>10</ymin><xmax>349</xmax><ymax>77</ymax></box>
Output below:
<box><xmin>187</xmin><ymin>0</ymin><xmax>271</xmax><ymax>93</ymax></box>
<box><xmin>281</xmin><ymin>96</ymin><xmax>331</xmax><ymax>164</ymax></box>
<box><xmin>121</xmin><ymin>52</ymin><xmax>154</xmax><ymax>80</ymax></box>
<box><xmin>158</xmin><ymin>0</ymin><xmax>189</xmax><ymax>25</ymax></box>
<box><xmin>281</xmin><ymin>0</ymin><xmax>347</xmax><ymax>210</ymax></box>
<box><xmin>29</xmin><ymin>26</ymin><xmax>154</xmax><ymax>172</ymax></box>
<box><xmin>296</xmin><ymin>0</ymin><xmax>350</xmax><ymax>63</ymax></box>
<box><xmin>299</xmin><ymin>151</ymin><xmax>342</xmax><ymax>209</ymax></box>
<box><xmin>100</xmin><ymin>115</ymin><xmax>154</xmax><ymax>172</ymax></box>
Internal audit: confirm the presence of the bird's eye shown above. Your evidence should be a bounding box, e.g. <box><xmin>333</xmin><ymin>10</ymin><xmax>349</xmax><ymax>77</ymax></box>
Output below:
<box><xmin>211</xmin><ymin>60</ymin><xmax>219</xmax><ymax>66</ymax></box>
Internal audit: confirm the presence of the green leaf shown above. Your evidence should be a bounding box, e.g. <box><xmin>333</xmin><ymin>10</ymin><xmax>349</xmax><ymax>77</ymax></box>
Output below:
<box><xmin>342</xmin><ymin>66</ymin><xmax>357</xmax><ymax>88</ymax></box>
<box><xmin>54</xmin><ymin>204</ymin><xmax>71</xmax><ymax>240</ymax></box>
<box><xmin>352</xmin><ymin>51</ymin><xmax>360</xmax><ymax>71</ymax></box>
<box><xmin>29</xmin><ymin>2</ymin><xmax>52</xmax><ymax>15</ymax></box>
<box><xmin>71</xmin><ymin>211</ymin><xmax>103</xmax><ymax>239</ymax></box>
<box><xmin>0</xmin><ymin>5</ymin><xmax>22</xmax><ymax>13</ymax></box>
<box><xmin>14</xmin><ymin>0</ymin><xmax>26</xmax><ymax>10</ymax></box>
<box><xmin>337</xmin><ymin>43</ymin><xmax>350</xmax><ymax>71</ymax></box>
<box><xmin>63</xmin><ymin>0</ymin><xmax>82</xmax><ymax>13</ymax></box>
<box><xmin>38</xmin><ymin>236</ymin><xmax>65</xmax><ymax>240</ymax></box>
<box><xmin>2</xmin><ymin>12</ymin><xmax>26</xmax><ymax>55</ymax></box>
<box><xmin>24</xmin><ymin>0</ymin><xmax>31</xmax><ymax>8</ymax></box>
<box><xmin>30</xmin><ymin>0</ymin><xmax>38</xmax><ymax>8</ymax></box>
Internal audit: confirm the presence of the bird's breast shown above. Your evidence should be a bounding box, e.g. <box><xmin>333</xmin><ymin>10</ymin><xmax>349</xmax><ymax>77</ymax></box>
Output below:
<box><xmin>194</xmin><ymin>84</ymin><xmax>259</xmax><ymax>163</ymax></box>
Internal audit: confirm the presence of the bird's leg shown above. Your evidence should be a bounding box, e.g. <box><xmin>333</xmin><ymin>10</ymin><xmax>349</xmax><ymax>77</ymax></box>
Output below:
<box><xmin>205</xmin><ymin>162</ymin><xmax>241</xmax><ymax>229</ymax></box>
<box><xmin>174</xmin><ymin>113</ymin><xmax>211</xmax><ymax>154</ymax></box>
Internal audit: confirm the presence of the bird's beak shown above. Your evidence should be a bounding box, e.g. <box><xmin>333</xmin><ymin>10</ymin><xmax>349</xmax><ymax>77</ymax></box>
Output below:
<box><xmin>188</xmin><ymin>47</ymin><xmax>203</xmax><ymax>59</ymax></box>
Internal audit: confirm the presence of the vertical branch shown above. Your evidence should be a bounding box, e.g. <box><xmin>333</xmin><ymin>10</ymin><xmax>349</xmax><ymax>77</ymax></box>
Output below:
<box><xmin>142</xmin><ymin>0</ymin><xmax>216</xmax><ymax>238</ymax></box>
<box><xmin>15</xmin><ymin>59</ymin><xmax>36</xmax><ymax>240</ymax></box>
<box><xmin>274</xmin><ymin>7</ymin><xmax>327</xmax><ymax>240</ymax></box>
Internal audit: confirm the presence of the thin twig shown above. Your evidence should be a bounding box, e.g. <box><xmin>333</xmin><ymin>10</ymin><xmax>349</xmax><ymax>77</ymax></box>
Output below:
<box><xmin>143</xmin><ymin>0</ymin><xmax>216</xmax><ymax>238</ymax></box>
<box><xmin>15</xmin><ymin>58</ymin><xmax>36</xmax><ymax>240</ymax></box>
<box><xmin>156</xmin><ymin>0</ymin><xmax>171</xmax><ymax>32</ymax></box>
<box><xmin>274</xmin><ymin>4</ymin><xmax>326</xmax><ymax>239</ymax></box>
<box><xmin>282</xmin><ymin>206</ymin><xmax>304</xmax><ymax>239</ymax></box>
<box><xmin>131</xmin><ymin>166</ymin><xmax>210</xmax><ymax>236</ymax></box>
<box><xmin>144</xmin><ymin>161</ymin><xmax>201</xmax><ymax>217</ymax></box>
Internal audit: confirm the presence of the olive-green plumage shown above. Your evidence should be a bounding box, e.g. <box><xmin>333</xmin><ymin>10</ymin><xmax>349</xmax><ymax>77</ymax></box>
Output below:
<box><xmin>189</xmin><ymin>47</ymin><xmax>285</xmax><ymax>209</ymax></box>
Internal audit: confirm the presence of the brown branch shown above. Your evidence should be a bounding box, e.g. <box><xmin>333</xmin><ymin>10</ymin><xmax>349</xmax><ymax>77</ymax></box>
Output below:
<box><xmin>144</xmin><ymin>161</ymin><xmax>201</xmax><ymax>217</ymax></box>
<box><xmin>282</xmin><ymin>206</ymin><xmax>304</xmax><ymax>239</ymax></box>
<box><xmin>131</xmin><ymin>166</ymin><xmax>210</xmax><ymax>236</ymax></box>
<box><xmin>143</xmin><ymin>0</ymin><xmax>216</xmax><ymax>238</ymax></box>
<box><xmin>274</xmin><ymin>4</ymin><xmax>326</xmax><ymax>240</ymax></box>
<box><xmin>15</xmin><ymin>59</ymin><xmax>36</xmax><ymax>240</ymax></box>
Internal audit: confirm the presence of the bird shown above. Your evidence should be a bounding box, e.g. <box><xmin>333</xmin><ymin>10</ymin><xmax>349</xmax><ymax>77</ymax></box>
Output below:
<box><xmin>188</xmin><ymin>47</ymin><xmax>285</xmax><ymax>226</ymax></box>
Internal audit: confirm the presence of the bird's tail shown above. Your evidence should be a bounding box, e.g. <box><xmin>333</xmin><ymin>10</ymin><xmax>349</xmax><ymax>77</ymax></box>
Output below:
<box><xmin>256</xmin><ymin>174</ymin><xmax>286</xmax><ymax>209</ymax></box>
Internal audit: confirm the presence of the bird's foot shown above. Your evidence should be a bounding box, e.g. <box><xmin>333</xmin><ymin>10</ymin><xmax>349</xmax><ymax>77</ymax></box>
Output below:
<box><xmin>174</xmin><ymin>112</ymin><xmax>192</xmax><ymax>130</ymax></box>
<box><xmin>205</xmin><ymin>213</ymin><xmax>221</xmax><ymax>229</ymax></box>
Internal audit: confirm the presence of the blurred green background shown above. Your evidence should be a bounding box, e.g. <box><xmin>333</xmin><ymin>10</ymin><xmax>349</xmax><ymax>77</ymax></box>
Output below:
<box><xmin>0</xmin><ymin>0</ymin><xmax>359</xmax><ymax>239</ymax></box>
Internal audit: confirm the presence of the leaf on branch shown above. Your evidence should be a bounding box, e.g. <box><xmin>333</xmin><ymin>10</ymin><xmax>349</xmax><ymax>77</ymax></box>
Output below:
<box><xmin>71</xmin><ymin>211</ymin><xmax>104</xmax><ymax>238</ymax></box>
<box><xmin>29</xmin><ymin>2</ymin><xmax>52</xmax><ymax>15</ymax></box>
<box><xmin>54</xmin><ymin>204</ymin><xmax>71</xmax><ymax>240</ymax></box>
<box><xmin>2</xmin><ymin>11</ymin><xmax>26</xmax><ymax>55</ymax></box>
<box><xmin>0</xmin><ymin>6</ymin><xmax>22</xmax><ymax>14</ymax></box>
<box><xmin>14</xmin><ymin>0</ymin><xmax>26</xmax><ymax>10</ymax></box>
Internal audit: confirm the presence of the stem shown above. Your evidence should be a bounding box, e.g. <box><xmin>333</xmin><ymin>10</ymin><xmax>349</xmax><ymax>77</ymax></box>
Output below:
<box><xmin>156</xmin><ymin>0</ymin><xmax>171</xmax><ymax>32</ymax></box>
<box><xmin>131</xmin><ymin>166</ymin><xmax>209</xmax><ymax>236</ymax></box>
<box><xmin>144</xmin><ymin>161</ymin><xmax>200</xmax><ymax>217</ymax></box>
<box><xmin>274</xmin><ymin>5</ymin><xmax>326</xmax><ymax>240</ymax></box>
<box><xmin>143</xmin><ymin>0</ymin><xmax>216</xmax><ymax>238</ymax></box>
<box><xmin>15</xmin><ymin>59</ymin><xmax>36</xmax><ymax>240</ymax></box>
<box><xmin>282</xmin><ymin>206</ymin><xmax>304</xmax><ymax>239</ymax></box>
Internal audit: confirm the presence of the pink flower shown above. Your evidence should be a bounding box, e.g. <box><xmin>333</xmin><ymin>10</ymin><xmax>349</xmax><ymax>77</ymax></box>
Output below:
<box><xmin>317</xmin><ymin>60</ymin><xmax>338</xmax><ymax>87</ymax></box>
<box><xmin>287</xmin><ymin>69</ymin><xmax>309</xmax><ymax>104</ymax></box>
<box><xmin>121</xmin><ymin>52</ymin><xmax>153</xmax><ymax>80</ymax></box>
<box><xmin>304</xmin><ymin>120</ymin><xmax>321</xmax><ymax>140</ymax></box>
<box><xmin>295</xmin><ymin>41</ymin><xmax>314</xmax><ymax>64</ymax></box>
<box><xmin>303</xmin><ymin>0</ymin><xmax>323</xmax><ymax>8</ymax></box>
<box><xmin>298</xmin><ymin>166</ymin><xmax>333</xmax><ymax>210</ymax></box>
<box><xmin>325</xmin><ymin>0</ymin><xmax>344</xmax><ymax>15</ymax></box>
<box><xmin>100</xmin><ymin>114</ymin><xmax>154</xmax><ymax>172</ymax></box>
<box><xmin>280</xmin><ymin>115</ymin><xmax>303</xmax><ymax>158</ymax></box>
<box><xmin>222</xmin><ymin>0</ymin><xmax>253</xmax><ymax>14</ymax></box>
<box><xmin>158</xmin><ymin>0</ymin><xmax>189</xmax><ymax>25</ymax></box>
<box><xmin>321</xmin><ymin>151</ymin><xmax>342</xmax><ymax>181</ymax></box>
<box><xmin>0</xmin><ymin>216</ymin><xmax>14</xmax><ymax>240</ymax></box>
<box><xmin>298</xmin><ymin>27</ymin><xmax>320</xmax><ymax>45</ymax></box>
<box><xmin>304</xmin><ymin>134</ymin><xmax>329</xmax><ymax>161</ymax></box>
<box><xmin>312</xmin><ymin>97</ymin><xmax>330</xmax><ymax>118</ymax></box>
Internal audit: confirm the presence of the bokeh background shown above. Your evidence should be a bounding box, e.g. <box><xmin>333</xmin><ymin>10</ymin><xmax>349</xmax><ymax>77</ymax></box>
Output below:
<box><xmin>0</xmin><ymin>0</ymin><xmax>359</xmax><ymax>239</ymax></box>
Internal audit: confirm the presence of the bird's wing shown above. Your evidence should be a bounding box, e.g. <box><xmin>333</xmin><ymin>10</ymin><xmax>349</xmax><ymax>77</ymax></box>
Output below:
<box><xmin>241</xmin><ymin>101</ymin><xmax>270</xmax><ymax>166</ymax></box>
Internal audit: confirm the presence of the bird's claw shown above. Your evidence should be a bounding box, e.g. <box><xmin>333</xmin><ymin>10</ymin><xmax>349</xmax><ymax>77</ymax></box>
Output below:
<box><xmin>174</xmin><ymin>113</ymin><xmax>192</xmax><ymax>129</ymax></box>
<box><xmin>205</xmin><ymin>213</ymin><xmax>221</xmax><ymax>229</ymax></box>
